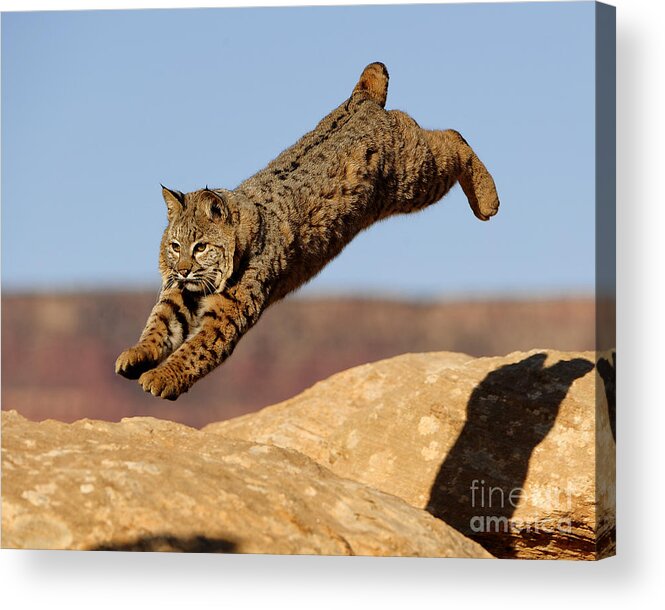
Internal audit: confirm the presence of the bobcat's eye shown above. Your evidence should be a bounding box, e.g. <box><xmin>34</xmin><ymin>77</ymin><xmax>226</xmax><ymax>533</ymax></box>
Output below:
<box><xmin>170</xmin><ymin>242</ymin><xmax>180</xmax><ymax>253</ymax></box>
<box><xmin>194</xmin><ymin>243</ymin><xmax>207</xmax><ymax>254</ymax></box>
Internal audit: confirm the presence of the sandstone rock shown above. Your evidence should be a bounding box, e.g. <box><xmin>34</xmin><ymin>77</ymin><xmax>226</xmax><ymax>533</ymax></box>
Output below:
<box><xmin>206</xmin><ymin>350</ymin><xmax>615</xmax><ymax>560</ymax></box>
<box><xmin>1</xmin><ymin>410</ymin><xmax>491</xmax><ymax>558</ymax></box>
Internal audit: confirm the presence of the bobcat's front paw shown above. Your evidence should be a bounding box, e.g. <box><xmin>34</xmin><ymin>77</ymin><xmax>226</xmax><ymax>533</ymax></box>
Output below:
<box><xmin>138</xmin><ymin>364</ymin><xmax>189</xmax><ymax>401</ymax></box>
<box><xmin>115</xmin><ymin>344</ymin><xmax>160</xmax><ymax>379</ymax></box>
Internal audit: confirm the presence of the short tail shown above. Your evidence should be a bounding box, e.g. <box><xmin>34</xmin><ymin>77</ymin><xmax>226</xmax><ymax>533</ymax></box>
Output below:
<box><xmin>352</xmin><ymin>62</ymin><xmax>389</xmax><ymax>108</ymax></box>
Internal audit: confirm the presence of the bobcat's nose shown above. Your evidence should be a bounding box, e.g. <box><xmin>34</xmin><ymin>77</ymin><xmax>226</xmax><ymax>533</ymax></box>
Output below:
<box><xmin>177</xmin><ymin>268</ymin><xmax>191</xmax><ymax>278</ymax></box>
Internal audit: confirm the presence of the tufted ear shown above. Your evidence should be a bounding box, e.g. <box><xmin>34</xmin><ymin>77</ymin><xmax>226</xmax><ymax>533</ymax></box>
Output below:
<box><xmin>161</xmin><ymin>185</ymin><xmax>185</xmax><ymax>221</ymax></box>
<box><xmin>202</xmin><ymin>188</ymin><xmax>229</xmax><ymax>222</ymax></box>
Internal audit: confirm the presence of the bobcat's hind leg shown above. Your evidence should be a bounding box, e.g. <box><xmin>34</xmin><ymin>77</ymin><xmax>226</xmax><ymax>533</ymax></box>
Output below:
<box><xmin>424</xmin><ymin>129</ymin><xmax>500</xmax><ymax>221</ymax></box>
<box><xmin>352</xmin><ymin>62</ymin><xmax>389</xmax><ymax>108</ymax></box>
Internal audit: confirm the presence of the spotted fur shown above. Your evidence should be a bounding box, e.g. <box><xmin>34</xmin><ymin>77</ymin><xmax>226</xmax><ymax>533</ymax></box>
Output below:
<box><xmin>115</xmin><ymin>62</ymin><xmax>500</xmax><ymax>399</ymax></box>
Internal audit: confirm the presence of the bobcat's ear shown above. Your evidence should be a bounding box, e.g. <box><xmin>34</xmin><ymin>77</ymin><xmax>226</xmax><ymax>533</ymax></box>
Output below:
<box><xmin>202</xmin><ymin>188</ymin><xmax>229</xmax><ymax>222</ymax></box>
<box><xmin>161</xmin><ymin>185</ymin><xmax>185</xmax><ymax>220</ymax></box>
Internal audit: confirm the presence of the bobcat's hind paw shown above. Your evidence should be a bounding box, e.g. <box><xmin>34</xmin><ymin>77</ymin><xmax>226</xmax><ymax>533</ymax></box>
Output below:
<box><xmin>138</xmin><ymin>364</ymin><xmax>189</xmax><ymax>401</ymax></box>
<box><xmin>115</xmin><ymin>344</ymin><xmax>160</xmax><ymax>379</ymax></box>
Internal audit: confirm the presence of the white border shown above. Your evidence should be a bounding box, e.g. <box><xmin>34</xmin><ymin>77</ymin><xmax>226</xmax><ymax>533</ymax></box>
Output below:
<box><xmin>1</xmin><ymin>1</ymin><xmax>663</xmax><ymax>608</ymax></box>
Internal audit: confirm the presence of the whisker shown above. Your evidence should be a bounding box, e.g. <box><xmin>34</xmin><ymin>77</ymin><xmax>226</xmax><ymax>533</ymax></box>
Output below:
<box><xmin>191</xmin><ymin>273</ymin><xmax>205</xmax><ymax>294</ymax></box>
<box><xmin>195</xmin><ymin>272</ymin><xmax>213</xmax><ymax>296</ymax></box>
<box><xmin>173</xmin><ymin>270</ymin><xmax>218</xmax><ymax>296</ymax></box>
<box><xmin>202</xmin><ymin>275</ymin><xmax>215</xmax><ymax>296</ymax></box>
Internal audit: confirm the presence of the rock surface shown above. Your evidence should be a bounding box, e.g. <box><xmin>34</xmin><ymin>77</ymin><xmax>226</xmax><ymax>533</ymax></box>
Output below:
<box><xmin>206</xmin><ymin>349</ymin><xmax>616</xmax><ymax>560</ymax></box>
<box><xmin>2</xmin><ymin>349</ymin><xmax>615</xmax><ymax>560</ymax></box>
<box><xmin>1</xmin><ymin>410</ymin><xmax>491</xmax><ymax>557</ymax></box>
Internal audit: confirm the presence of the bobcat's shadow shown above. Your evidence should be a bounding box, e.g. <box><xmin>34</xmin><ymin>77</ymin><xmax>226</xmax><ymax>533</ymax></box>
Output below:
<box><xmin>426</xmin><ymin>353</ymin><xmax>594</xmax><ymax>557</ymax></box>
<box><xmin>597</xmin><ymin>351</ymin><xmax>616</xmax><ymax>441</ymax></box>
<box><xmin>92</xmin><ymin>535</ymin><xmax>237</xmax><ymax>553</ymax></box>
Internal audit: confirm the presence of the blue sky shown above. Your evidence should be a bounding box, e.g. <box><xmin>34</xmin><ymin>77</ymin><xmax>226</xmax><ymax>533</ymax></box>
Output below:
<box><xmin>1</xmin><ymin>2</ymin><xmax>596</xmax><ymax>297</ymax></box>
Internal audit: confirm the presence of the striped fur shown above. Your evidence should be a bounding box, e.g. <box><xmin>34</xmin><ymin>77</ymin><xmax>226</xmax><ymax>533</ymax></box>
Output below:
<box><xmin>115</xmin><ymin>62</ymin><xmax>500</xmax><ymax>399</ymax></box>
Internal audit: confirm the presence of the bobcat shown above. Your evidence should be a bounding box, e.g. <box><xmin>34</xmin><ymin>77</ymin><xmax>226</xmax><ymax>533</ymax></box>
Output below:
<box><xmin>116</xmin><ymin>62</ymin><xmax>500</xmax><ymax>400</ymax></box>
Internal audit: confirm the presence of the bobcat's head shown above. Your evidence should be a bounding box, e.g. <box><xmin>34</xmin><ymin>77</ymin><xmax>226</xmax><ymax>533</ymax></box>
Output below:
<box><xmin>159</xmin><ymin>186</ymin><xmax>239</xmax><ymax>295</ymax></box>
